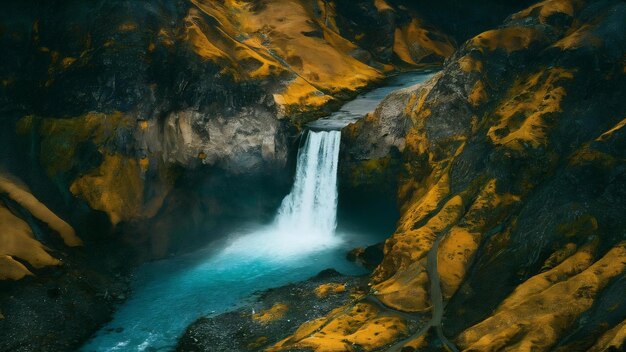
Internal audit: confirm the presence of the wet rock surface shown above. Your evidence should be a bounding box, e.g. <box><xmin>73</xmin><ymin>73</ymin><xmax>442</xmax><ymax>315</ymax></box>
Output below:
<box><xmin>203</xmin><ymin>0</ymin><xmax>626</xmax><ymax>350</ymax></box>
<box><xmin>0</xmin><ymin>0</ymin><xmax>457</xmax><ymax>257</ymax></box>
<box><xmin>2</xmin><ymin>0</ymin><xmax>625</xmax><ymax>351</ymax></box>
<box><xmin>0</xmin><ymin>257</ymin><xmax>131</xmax><ymax>352</ymax></box>
<box><xmin>347</xmin><ymin>243</ymin><xmax>385</xmax><ymax>271</ymax></box>
<box><xmin>0</xmin><ymin>1</ymin><xmax>455</xmax><ymax>349</ymax></box>
<box><xmin>176</xmin><ymin>269</ymin><xmax>366</xmax><ymax>352</ymax></box>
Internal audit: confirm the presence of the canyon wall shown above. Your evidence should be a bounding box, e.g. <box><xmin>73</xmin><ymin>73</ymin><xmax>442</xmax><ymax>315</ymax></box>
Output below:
<box><xmin>179</xmin><ymin>0</ymin><xmax>626</xmax><ymax>350</ymax></box>
<box><xmin>0</xmin><ymin>1</ymin><xmax>457</xmax><ymax>350</ymax></box>
<box><xmin>301</xmin><ymin>0</ymin><xmax>626</xmax><ymax>349</ymax></box>
<box><xmin>0</xmin><ymin>0</ymin><xmax>456</xmax><ymax>266</ymax></box>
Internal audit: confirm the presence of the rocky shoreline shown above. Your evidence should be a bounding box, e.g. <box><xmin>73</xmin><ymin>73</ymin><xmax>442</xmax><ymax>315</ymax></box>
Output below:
<box><xmin>0</xmin><ymin>245</ymin><xmax>132</xmax><ymax>352</ymax></box>
<box><xmin>1</xmin><ymin>0</ymin><xmax>625</xmax><ymax>351</ymax></box>
<box><xmin>176</xmin><ymin>269</ymin><xmax>368</xmax><ymax>352</ymax></box>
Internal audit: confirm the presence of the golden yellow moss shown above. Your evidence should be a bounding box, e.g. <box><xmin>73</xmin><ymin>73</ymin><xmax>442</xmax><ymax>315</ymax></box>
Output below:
<box><xmin>244</xmin><ymin>0</ymin><xmax>380</xmax><ymax>95</ymax></box>
<box><xmin>596</xmin><ymin>117</ymin><xmax>626</xmax><ymax>142</ymax></box>
<box><xmin>553</xmin><ymin>24</ymin><xmax>603</xmax><ymax>50</ymax></box>
<box><xmin>61</xmin><ymin>57</ymin><xmax>77</xmax><ymax>68</ymax></box>
<box><xmin>18</xmin><ymin>112</ymin><xmax>134</xmax><ymax>177</ymax></box>
<box><xmin>246</xmin><ymin>336</ymin><xmax>268</xmax><ymax>349</ymax></box>
<box><xmin>393</xmin><ymin>18</ymin><xmax>454</xmax><ymax>66</ymax></box>
<box><xmin>372</xmin><ymin>195</ymin><xmax>465</xmax><ymax>312</ymax></box>
<box><xmin>374</xmin><ymin>0</ymin><xmax>393</xmax><ymax>12</ymax></box>
<box><xmin>252</xmin><ymin>303</ymin><xmax>289</xmax><ymax>324</ymax></box>
<box><xmin>188</xmin><ymin>0</ymin><xmax>383</xmax><ymax>114</ymax></box>
<box><xmin>185</xmin><ymin>0</ymin><xmax>450</xmax><ymax>114</ymax></box>
<box><xmin>373</xmin><ymin>260</ymin><xmax>431</xmax><ymax>313</ymax></box>
<box><xmin>541</xmin><ymin>242</ymin><xmax>578</xmax><ymax>271</ymax></box>
<box><xmin>360</xmin><ymin>72</ymin><xmax>473</xmax><ymax>312</ymax></box>
<box><xmin>469</xmin><ymin>27</ymin><xmax>543</xmax><ymax>53</ymax></box>
<box><xmin>589</xmin><ymin>319</ymin><xmax>626</xmax><ymax>351</ymax></box>
<box><xmin>487</xmin><ymin>67</ymin><xmax>574</xmax><ymax>151</ymax></box>
<box><xmin>184</xmin><ymin>6</ymin><xmax>282</xmax><ymax>80</ymax></box>
<box><xmin>437</xmin><ymin>180</ymin><xmax>520</xmax><ymax>298</ymax></box>
<box><xmin>0</xmin><ymin>173</ymin><xmax>85</xmax><ymax>281</ymax></box>
<box><xmin>368</xmin><ymin>84</ymin><xmax>470</xmax><ymax>310</ymax></box>
<box><xmin>397</xmin><ymin>173</ymin><xmax>450</xmax><ymax>233</ymax></box>
<box><xmin>269</xmin><ymin>302</ymin><xmax>407</xmax><ymax>351</ymax></box>
<box><xmin>458</xmin><ymin>242</ymin><xmax>626</xmax><ymax>351</ymax></box>
<box><xmin>499</xmin><ymin>244</ymin><xmax>595</xmax><ymax>309</ymax></box>
<box><xmin>139</xmin><ymin>157</ymin><xmax>150</xmax><ymax>172</ymax></box>
<box><xmin>315</xmin><ymin>283</ymin><xmax>346</xmax><ymax>298</ymax></box>
<box><xmin>118</xmin><ymin>22</ymin><xmax>137</xmax><ymax>31</ymax></box>
<box><xmin>15</xmin><ymin>113</ymin><xmax>164</xmax><ymax>225</ymax></box>
<box><xmin>0</xmin><ymin>175</ymin><xmax>81</xmax><ymax>247</ymax></box>
<box><xmin>315</xmin><ymin>0</ymin><xmax>338</xmax><ymax>29</ymax></box>
<box><xmin>403</xmin><ymin>116</ymin><xmax>430</xmax><ymax>155</ymax></box>
<box><xmin>284</xmin><ymin>317</ymin><xmax>328</xmax><ymax>343</ymax></box>
<box><xmin>24</xmin><ymin>112</ymin><xmax>175</xmax><ymax>225</ymax></box>
<box><xmin>468</xmin><ymin>80</ymin><xmax>488</xmax><ymax>107</ymax></box>
<box><xmin>458</xmin><ymin>55</ymin><xmax>483</xmax><ymax>73</ymax></box>
<box><xmin>346</xmin><ymin>316</ymin><xmax>407</xmax><ymax>350</ymax></box>
<box><xmin>272</xmin><ymin>76</ymin><xmax>333</xmax><ymax>113</ymax></box>
<box><xmin>0</xmin><ymin>254</ymin><xmax>33</xmax><ymax>280</ymax></box>
<box><xmin>402</xmin><ymin>334</ymin><xmax>428</xmax><ymax>350</ymax></box>
<box><xmin>0</xmin><ymin>204</ymin><xmax>60</xmax><ymax>272</ymax></box>
<box><xmin>70</xmin><ymin>154</ymin><xmax>144</xmax><ymax>225</ymax></box>
<box><xmin>157</xmin><ymin>28</ymin><xmax>175</xmax><ymax>47</ymax></box>
<box><xmin>570</xmin><ymin>143</ymin><xmax>618</xmax><ymax>168</ymax></box>
<box><xmin>512</xmin><ymin>0</ymin><xmax>580</xmax><ymax>23</ymax></box>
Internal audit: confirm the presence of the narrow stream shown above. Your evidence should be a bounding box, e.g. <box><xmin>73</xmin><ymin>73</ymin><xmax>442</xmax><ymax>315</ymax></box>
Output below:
<box><xmin>81</xmin><ymin>71</ymin><xmax>434</xmax><ymax>352</ymax></box>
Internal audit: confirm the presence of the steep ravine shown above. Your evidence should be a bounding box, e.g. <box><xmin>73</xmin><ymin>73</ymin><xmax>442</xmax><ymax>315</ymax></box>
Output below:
<box><xmin>0</xmin><ymin>0</ymin><xmax>456</xmax><ymax>256</ymax></box>
<box><xmin>178</xmin><ymin>0</ymin><xmax>626</xmax><ymax>351</ymax></box>
<box><xmin>1</xmin><ymin>0</ymin><xmax>625</xmax><ymax>351</ymax></box>
<box><xmin>0</xmin><ymin>1</ymin><xmax>457</xmax><ymax>350</ymax></box>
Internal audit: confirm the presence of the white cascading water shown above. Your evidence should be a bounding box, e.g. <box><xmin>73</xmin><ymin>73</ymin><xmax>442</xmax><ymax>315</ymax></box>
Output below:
<box><xmin>221</xmin><ymin>130</ymin><xmax>343</xmax><ymax>259</ymax></box>
<box><xmin>83</xmin><ymin>73</ymin><xmax>432</xmax><ymax>352</ymax></box>
<box><xmin>83</xmin><ymin>131</ymin><xmax>346</xmax><ymax>351</ymax></box>
<box><xmin>275</xmin><ymin>130</ymin><xmax>342</xmax><ymax>238</ymax></box>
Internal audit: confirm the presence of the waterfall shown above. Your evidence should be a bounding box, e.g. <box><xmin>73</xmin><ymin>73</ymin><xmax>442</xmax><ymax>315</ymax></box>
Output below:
<box><xmin>274</xmin><ymin>130</ymin><xmax>342</xmax><ymax>238</ymax></box>
<box><xmin>83</xmin><ymin>73</ymin><xmax>431</xmax><ymax>352</ymax></box>
<box><xmin>219</xmin><ymin>129</ymin><xmax>343</xmax><ymax>259</ymax></box>
<box><xmin>82</xmin><ymin>131</ymin><xmax>348</xmax><ymax>352</ymax></box>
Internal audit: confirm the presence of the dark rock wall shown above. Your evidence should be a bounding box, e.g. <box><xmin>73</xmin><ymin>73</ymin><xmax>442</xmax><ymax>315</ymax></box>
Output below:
<box><xmin>0</xmin><ymin>1</ymin><xmax>458</xmax><ymax>350</ymax></box>
<box><xmin>5</xmin><ymin>0</ymin><xmax>624</xmax><ymax>351</ymax></box>
<box><xmin>232</xmin><ymin>0</ymin><xmax>626</xmax><ymax>350</ymax></box>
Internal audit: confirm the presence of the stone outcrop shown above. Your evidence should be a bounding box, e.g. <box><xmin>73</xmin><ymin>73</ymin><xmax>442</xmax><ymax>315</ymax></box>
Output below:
<box><xmin>0</xmin><ymin>174</ymin><xmax>81</xmax><ymax>280</ymax></box>
<box><xmin>181</xmin><ymin>0</ymin><xmax>626</xmax><ymax>350</ymax></box>
<box><xmin>0</xmin><ymin>0</ymin><xmax>455</xmax><ymax>253</ymax></box>
<box><xmin>3</xmin><ymin>0</ymin><xmax>626</xmax><ymax>351</ymax></box>
<box><xmin>176</xmin><ymin>270</ymin><xmax>365</xmax><ymax>352</ymax></box>
<box><xmin>341</xmin><ymin>0</ymin><xmax>626</xmax><ymax>349</ymax></box>
<box><xmin>0</xmin><ymin>1</ymin><xmax>456</xmax><ymax>350</ymax></box>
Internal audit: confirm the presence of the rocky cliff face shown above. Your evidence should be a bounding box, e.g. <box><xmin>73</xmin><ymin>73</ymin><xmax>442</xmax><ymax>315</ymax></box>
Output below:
<box><xmin>179</xmin><ymin>0</ymin><xmax>626</xmax><ymax>350</ymax></box>
<box><xmin>310</xmin><ymin>0</ymin><xmax>626</xmax><ymax>349</ymax></box>
<box><xmin>0</xmin><ymin>0</ymin><xmax>454</xmax><ymax>256</ymax></box>
<box><xmin>0</xmin><ymin>1</ymin><xmax>458</xmax><ymax>350</ymax></box>
<box><xmin>4</xmin><ymin>0</ymin><xmax>626</xmax><ymax>350</ymax></box>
